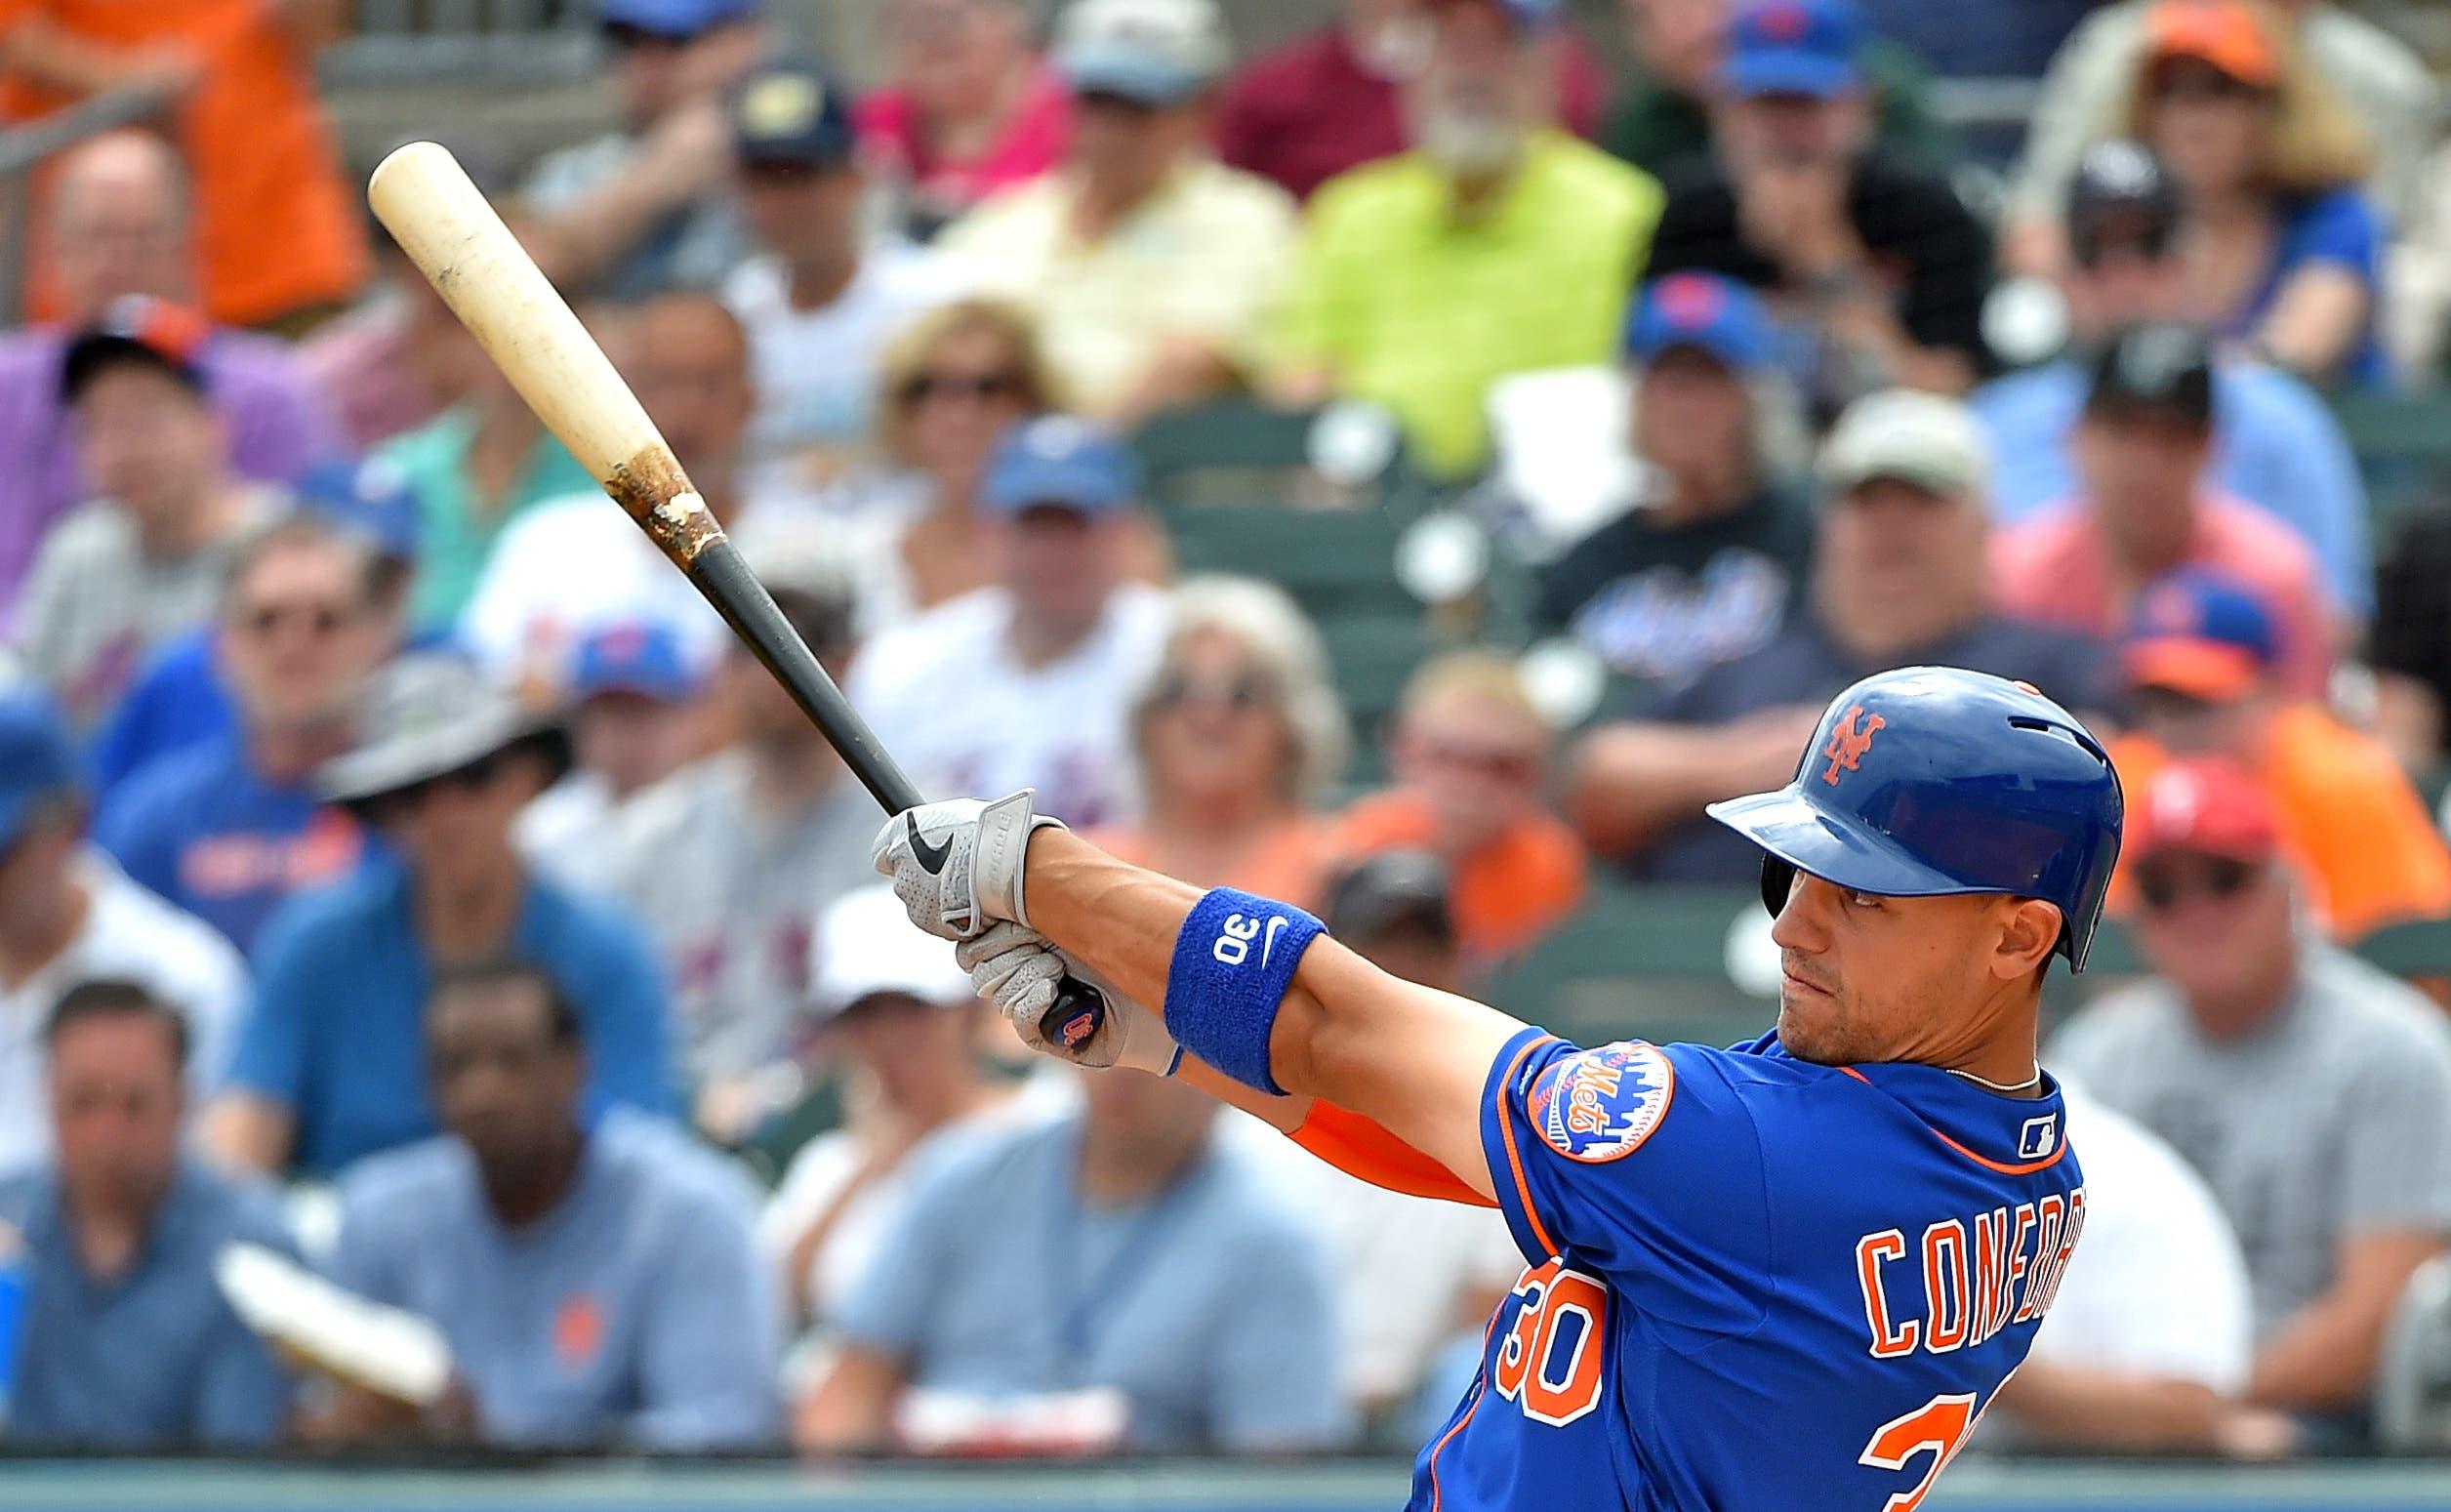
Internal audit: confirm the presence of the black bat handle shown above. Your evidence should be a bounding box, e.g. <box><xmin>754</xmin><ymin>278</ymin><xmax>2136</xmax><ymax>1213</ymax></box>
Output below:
<box><xmin>688</xmin><ymin>541</ymin><xmax>1111</xmax><ymax>1055</ymax></box>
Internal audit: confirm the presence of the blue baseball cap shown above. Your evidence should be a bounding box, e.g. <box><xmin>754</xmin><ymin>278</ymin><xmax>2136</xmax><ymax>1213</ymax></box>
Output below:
<box><xmin>732</xmin><ymin>62</ymin><xmax>857</xmax><ymax>169</ymax></box>
<box><xmin>570</xmin><ymin>621</ymin><xmax>701</xmax><ymax>705</ymax></box>
<box><xmin>2123</xmin><ymin>569</ymin><xmax>2279</xmax><ymax>701</ymax></box>
<box><xmin>0</xmin><ymin>692</ymin><xmax>79</xmax><ymax>853</ymax></box>
<box><xmin>1723</xmin><ymin>0</ymin><xmax>1864</xmax><ymax>100</ymax></box>
<box><xmin>981</xmin><ymin>417</ymin><xmax>1141</xmax><ymax>517</ymax></box>
<box><xmin>295</xmin><ymin>456</ymin><xmax>419</xmax><ymax>564</ymax></box>
<box><xmin>1623</xmin><ymin>272</ymin><xmax>1772</xmax><ymax>372</ymax></box>
<box><xmin>599</xmin><ymin>0</ymin><xmax>757</xmax><ymax>42</ymax></box>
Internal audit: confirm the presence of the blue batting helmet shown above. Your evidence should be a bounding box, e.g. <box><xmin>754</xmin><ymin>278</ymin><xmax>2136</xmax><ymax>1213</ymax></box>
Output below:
<box><xmin>1705</xmin><ymin>667</ymin><xmax>2124</xmax><ymax>970</ymax></box>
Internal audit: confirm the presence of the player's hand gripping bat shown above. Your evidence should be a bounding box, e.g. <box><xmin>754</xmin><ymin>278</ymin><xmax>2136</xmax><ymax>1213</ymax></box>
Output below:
<box><xmin>367</xmin><ymin>141</ymin><xmax>1108</xmax><ymax>1054</ymax></box>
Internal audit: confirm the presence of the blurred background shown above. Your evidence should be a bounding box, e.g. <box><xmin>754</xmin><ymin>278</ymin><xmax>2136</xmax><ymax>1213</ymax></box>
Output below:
<box><xmin>3</xmin><ymin>0</ymin><xmax>2451</xmax><ymax>1506</ymax></box>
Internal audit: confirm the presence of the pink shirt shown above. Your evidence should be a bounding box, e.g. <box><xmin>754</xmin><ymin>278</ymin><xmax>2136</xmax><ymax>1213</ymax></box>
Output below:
<box><xmin>1989</xmin><ymin>488</ymin><xmax>2337</xmax><ymax>699</ymax></box>
<box><xmin>856</xmin><ymin>66</ymin><xmax>1072</xmax><ymax>225</ymax></box>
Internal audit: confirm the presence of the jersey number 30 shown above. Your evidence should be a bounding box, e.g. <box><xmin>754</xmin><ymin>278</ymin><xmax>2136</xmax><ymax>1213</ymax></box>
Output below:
<box><xmin>1859</xmin><ymin>1392</ymin><xmax>1978</xmax><ymax>1512</ymax></box>
<box><xmin>1492</xmin><ymin>1260</ymin><xmax>1607</xmax><ymax>1427</ymax></box>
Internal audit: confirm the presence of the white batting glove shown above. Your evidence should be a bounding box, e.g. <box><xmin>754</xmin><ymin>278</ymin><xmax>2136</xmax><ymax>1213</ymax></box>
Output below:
<box><xmin>870</xmin><ymin>791</ymin><xmax>1064</xmax><ymax>942</ymax></box>
<box><xmin>957</xmin><ymin>921</ymin><xmax>1181</xmax><ymax>1076</ymax></box>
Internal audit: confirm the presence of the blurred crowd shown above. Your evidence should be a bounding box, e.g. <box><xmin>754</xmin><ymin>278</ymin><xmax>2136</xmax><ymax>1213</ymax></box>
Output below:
<box><xmin>2</xmin><ymin>0</ymin><xmax>2450</xmax><ymax>1469</ymax></box>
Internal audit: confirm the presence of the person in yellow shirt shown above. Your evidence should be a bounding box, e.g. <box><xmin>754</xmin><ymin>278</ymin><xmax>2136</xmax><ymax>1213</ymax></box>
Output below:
<box><xmin>1272</xmin><ymin>0</ymin><xmax>1664</xmax><ymax>478</ymax></box>
<box><xmin>2110</xmin><ymin>567</ymin><xmax>2451</xmax><ymax>941</ymax></box>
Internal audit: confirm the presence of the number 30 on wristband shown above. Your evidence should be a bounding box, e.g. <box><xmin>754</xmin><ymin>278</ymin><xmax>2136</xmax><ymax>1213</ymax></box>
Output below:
<box><xmin>1211</xmin><ymin>913</ymin><xmax>1263</xmax><ymax>965</ymax></box>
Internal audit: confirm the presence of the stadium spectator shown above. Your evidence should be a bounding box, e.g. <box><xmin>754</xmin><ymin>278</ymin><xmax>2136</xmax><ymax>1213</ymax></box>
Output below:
<box><xmin>798</xmin><ymin>1064</ymin><xmax>1344</xmax><ymax>1454</ymax></box>
<box><xmin>2106</xmin><ymin>570</ymin><xmax>2451</xmax><ymax>940</ymax></box>
<box><xmin>1532</xmin><ymin>273</ymin><xmax>1811</xmax><ymax>699</ymax></box>
<box><xmin>599</xmin><ymin>550</ymin><xmax>878</xmax><ymax>1142</ymax></box>
<box><xmin>1644</xmin><ymin>0</ymin><xmax>1994</xmax><ymax>400</ymax></box>
<box><xmin>93</xmin><ymin>514</ymin><xmax>385</xmax><ymax>953</ymax></box>
<box><xmin>850</xmin><ymin>418</ymin><xmax>1167</xmax><ymax>829</ymax></box>
<box><xmin>2053</xmin><ymin>757</ymin><xmax>2451</xmax><ymax>1424</ymax></box>
<box><xmin>517</xmin><ymin>621</ymin><xmax>706</xmax><ymax>888</ymax></box>
<box><xmin>0</xmin><ymin>132</ymin><xmax>339</xmax><ymax>615</ymax></box>
<box><xmin>762</xmin><ymin>886</ymin><xmax>1025</xmax><ymax>1333</ymax></box>
<box><xmin>1989</xmin><ymin>323</ymin><xmax>2335</xmax><ymax>698</ymax></box>
<box><xmin>2369</xmin><ymin>510</ymin><xmax>2451</xmax><ymax>778</ymax></box>
<box><xmin>206</xmin><ymin>654</ymin><xmax>674</xmax><ymax>1178</ymax></box>
<box><xmin>323</xmin><ymin>960</ymin><xmax>778</xmax><ymax>1450</ymax></box>
<box><xmin>1569</xmin><ymin>388</ymin><xmax>2113</xmax><ymax>880</ymax></box>
<box><xmin>298</xmin><ymin>231</ymin><xmax>466</xmax><ymax>453</ymax></box>
<box><xmin>521</xmin><ymin>0</ymin><xmax>764</xmax><ymax>301</ymax></box>
<box><xmin>723</xmin><ymin>60</ymin><xmax>964</xmax><ymax>475</ymax></box>
<box><xmin>1600</xmin><ymin>0</ymin><xmax>1955</xmax><ymax>182</ymax></box>
<box><xmin>939</xmin><ymin>0</ymin><xmax>1298</xmax><ymax>424</ymax></box>
<box><xmin>87</xmin><ymin>456</ymin><xmax>418</xmax><ymax>808</ymax></box>
<box><xmin>13</xmin><ymin>298</ymin><xmax>280</xmax><ymax>731</ymax></box>
<box><xmin>1214</xmin><ymin>0</ymin><xmax>1609</xmax><ymax>203</ymax></box>
<box><xmin>855</xmin><ymin>0</ymin><xmax>1071</xmax><ymax>239</ymax></box>
<box><xmin>1271</xmin><ymin>0</ymin><xmax>1659</xmax><ymax>479</ymax></box>
<box><xmin>1973</xmin><ymin>140</ymin><xmax>2372</xmax><ymax>616</ymax></box>
<box><xmin>1095</xmin><ymin>577</ymin><xmax>1347</xmax><ymax>908</ymax></box>
<box><xmin>0</xmin><ymin>981</ymin><xmax>295</xmax><ymax>1449</ymax></box>
<box><xmin>0</xmin><ymin>693</ymin><xmax>245</xmax><ymax>1170</ymax></box>
<box><xmin>0</xmin><ymin>0</ymin><xmax>367</xmax><ymax>330</ymax></box>
<box><xmin>2007</xmin><ymin>0</ymin><xmax>2434</xmax><ymax>255</ymax></box>
<box><xmin>1335</xmin><ymin>652</ymin><xmax>1584</xmax><ymax>965</ymax></box>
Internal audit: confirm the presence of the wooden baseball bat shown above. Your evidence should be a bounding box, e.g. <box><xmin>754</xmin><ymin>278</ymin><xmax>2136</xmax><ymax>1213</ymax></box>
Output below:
<box><xmin>366</xmin><ymin>141</ymin><xmax>1109</xmax><ymax>1055</ymax></box>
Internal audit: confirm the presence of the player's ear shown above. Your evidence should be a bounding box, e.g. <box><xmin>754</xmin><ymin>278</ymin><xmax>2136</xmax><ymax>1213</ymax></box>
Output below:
<box><xmin>1988</xmin><ymin>898</ymin><xmax>2061</xmax><ymax>983</ymax></box>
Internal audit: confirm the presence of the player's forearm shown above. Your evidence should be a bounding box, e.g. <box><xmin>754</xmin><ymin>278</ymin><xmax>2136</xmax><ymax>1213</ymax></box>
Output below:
<box><xmin>1023</xmin><ymin>828</ymin><xmax>1206</xmax><ymax>1012</ymax></box>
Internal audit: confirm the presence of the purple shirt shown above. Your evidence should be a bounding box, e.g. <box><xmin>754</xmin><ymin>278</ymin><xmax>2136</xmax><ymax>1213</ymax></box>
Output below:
<box><xmin>0</xmin><ymin>325</ymin><xmax>343</xmax><ymax>617</ymax></box>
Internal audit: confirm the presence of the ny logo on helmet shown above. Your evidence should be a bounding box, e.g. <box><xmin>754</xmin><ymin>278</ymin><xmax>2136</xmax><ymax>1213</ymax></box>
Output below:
<box><xmin>1821</xmin><ymin>704</ymin><xmax>1885</xmax><ymax>786</ymax></box>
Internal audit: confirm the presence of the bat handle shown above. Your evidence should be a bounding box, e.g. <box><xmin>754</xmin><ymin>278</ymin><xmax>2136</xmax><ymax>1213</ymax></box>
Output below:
<box><xmin>1038</xmin><ymin>979</ymin><xmax>1110</xmax><ymax>1057</ymax></box>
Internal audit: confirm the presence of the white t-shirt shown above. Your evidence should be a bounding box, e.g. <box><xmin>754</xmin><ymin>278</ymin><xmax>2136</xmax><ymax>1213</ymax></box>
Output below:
<box><xmin>846</xmin><ymin>584</ymin><xmax>1167</xmax><ymax>830</ymax></box>
<box><xmin>720</xmin><ymin>245</ymin><xmax>967</xmax><ymax>465</ymax></box>
<box><xmin>516</xmin><ymin>771</ymin><xmax>626</xmax><ymax>890</ymax></box>
<box><xmin>0</xmin><ymin>850</ymin><xmax>248</xmax><ymax>1167</ymax></box>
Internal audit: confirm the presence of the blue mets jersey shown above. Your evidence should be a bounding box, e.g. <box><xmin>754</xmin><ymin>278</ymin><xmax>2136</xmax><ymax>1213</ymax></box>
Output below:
<box><xmin>1411</xmin><ymin>1026</ymin><xmax>2086</xmax><ymax>1511</ymax></box>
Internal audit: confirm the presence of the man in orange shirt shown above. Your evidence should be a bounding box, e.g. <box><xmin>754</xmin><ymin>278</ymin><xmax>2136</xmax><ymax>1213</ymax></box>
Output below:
<box><xmin>0</xmin><ymin>0</ymin><xmax>367</xmax><ymax>329</ymax></box>
<box><xmin>2109</xmin><ymin>568</ymin><xmax>2451</xmax><ymax>941</ymax></box>
<box><xmin>1335</xmin><ymin>649</ymin><xmax>1585</xmax><ymax>965</ymax></box>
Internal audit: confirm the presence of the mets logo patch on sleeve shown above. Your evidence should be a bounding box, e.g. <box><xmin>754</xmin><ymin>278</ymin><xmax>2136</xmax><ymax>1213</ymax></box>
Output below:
<box><xmin>1525</xmin><ymin>1042</ymin><xmax>1676</xmax><ymax>1163</ymax></box>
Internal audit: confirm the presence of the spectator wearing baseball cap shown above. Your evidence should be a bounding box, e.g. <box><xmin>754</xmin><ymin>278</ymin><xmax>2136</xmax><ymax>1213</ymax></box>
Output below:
<box><xmin>1644</xmin><ymin>0</ymin><xmax>1995</xmax><ymax>405</ymax></box>
<box><xmin>937</xmin><ymin>0</ymin><xmax>1300</xmax><ymax>426</ymax></box>
<box><xmin>0</xmin><ymin>691</ymin><xmax>247</xmax><ymax>1171</ymax></box>
<box><xmin>205</xmin><ymin>653</ymin><xmax>674</xmax><ymax>1178</ymax></box>
<box><xmin>1989</xmin><ymin>322</ymin><xmax>2336</xmax><ymax>700</ymax></box>
<box><xmin>1214</xmin><ymin>0</ymin><xmax>1611</xmax><ymax>204</ymax></box>
<box><xmin>854</xmin><ymin>0</ymin><xmax>1073</xmax><ymax>239</ymax></box>
<box><xmin>519</xmin><ymin>0</ymin><xmax>765</xmax><ymax>301</ymax></box>
<box><xmin>2105</xmin><ymin>569</ymin><xmax>2450</xmax><ymax>941</ymax></box>
<box><xmin>15</xmin><ymin>297</ymin><xmax>286</xmax><ymax>732</ymax></box>
<box><xmin>1533</xmin><ymin>273</ymin><xmax>1810</xmax><ymax>702</ymax></box>
<box><xmin>722</xmin><ymin>61</ymin><xmax>968</xmax><ymax>471</ymax></box>
<box><xmin>1974</xmin><ymin>140</ymin><xmax>2372</xmax><ymax>618</ymax></box>
<box><xmin>1267</xmin><ymin>0</ymin><xmax>1662</xmax><ymax>479</ymax></box>
<box><xmin>2054</xmin><ymin>756</ymin><xmax>2451</xmax><ymax>1427</ymax></box>
<box><xmin>850</xmin><ymin>417</ymin><xmax>1169</xmax><ymax>830</ymax></box>
<box><xmin>516</xmin><ymin>620</ymin><xmax>706</xmax><ymax>890</ymax></box>
<box><xmin>1571</xmin><ymin>387</ymin><xmax>2115</xmax><ymax>881</ymax></box>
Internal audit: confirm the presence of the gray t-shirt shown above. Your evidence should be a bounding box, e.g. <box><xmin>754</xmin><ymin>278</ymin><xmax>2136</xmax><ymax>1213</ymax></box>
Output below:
<box><xmin>2050</xmin><ymin>944</ymin><xmax>2451</xmax><ymax>1338</ymax></box>
<box><xmin>599</xmin><ymin>750</ymin><xmax>878</xmax><ymax>1082</ymax></box>
<box><xmin>522</xmin><ymin>132</ymin><xmax>743</xmax><ymax>303</ymax></box>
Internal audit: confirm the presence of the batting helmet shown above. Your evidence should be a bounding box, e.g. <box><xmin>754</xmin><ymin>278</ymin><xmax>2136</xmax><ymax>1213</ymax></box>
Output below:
<box><xmin>1705</xmin><ymin>667</ymin><xmax>2124</xmax><ymax>969</ymax></box>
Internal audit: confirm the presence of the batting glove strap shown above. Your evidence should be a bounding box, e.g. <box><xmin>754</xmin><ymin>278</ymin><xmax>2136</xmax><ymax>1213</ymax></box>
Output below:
<box><xmin>1162</xmin><ymin>888</ymin><xmax>1325</xmax><ymax>1097</ymax></box>
<box><xmin>977</xmin><ymin>790</ymin><xmax>1066</xmax><ymax>929</ymax></box>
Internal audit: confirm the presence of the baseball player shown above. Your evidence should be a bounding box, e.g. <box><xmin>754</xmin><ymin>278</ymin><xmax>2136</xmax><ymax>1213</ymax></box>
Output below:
<box><xmin>874</xmin><ymin>666</ymin><xmax>2121</xmax><ymax>1508</ymax></box>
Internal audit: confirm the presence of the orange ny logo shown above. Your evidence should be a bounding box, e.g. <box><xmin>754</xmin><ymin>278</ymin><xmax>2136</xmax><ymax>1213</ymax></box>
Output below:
<box><xmin>1821</xmin><ymin>704</ymin><xmax>1885</xmax><ymax>786</ymax></box>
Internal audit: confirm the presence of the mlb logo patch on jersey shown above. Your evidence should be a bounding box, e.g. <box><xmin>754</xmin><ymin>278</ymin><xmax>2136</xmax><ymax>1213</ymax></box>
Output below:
<box><xmin>2018</xmin><ymin>1114</ymin><xmax>2059</xmax><ymax>1160</ymax></box>
<box><xmin>1526</xmin><ymin>1041</ymin><xmax>1676</xmax><ymax>1163</ymax></box>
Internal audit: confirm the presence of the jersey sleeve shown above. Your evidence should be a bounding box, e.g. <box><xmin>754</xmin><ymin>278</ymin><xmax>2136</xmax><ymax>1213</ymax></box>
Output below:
<box><xmin>1479</xmin><ymin>1028</ymin><xmax>1775</xmax><ymax>1337</ymax></box>
<box><xmin>1287</xmin><ymin>1101</ymin><xmax>1497</xmax><ymax>1208</ymax></box>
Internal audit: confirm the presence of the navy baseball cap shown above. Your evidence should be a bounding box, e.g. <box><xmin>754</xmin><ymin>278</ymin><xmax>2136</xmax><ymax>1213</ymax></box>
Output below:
<box><xmin>599</xmin><ymin>0</ymin><xmax>757</xmax><ymax>41</ymax></box>
<box><xmin>732</xmin><ymin>62</ymin><xmax>857</xmax><ymax>169</ymax></box>
<box><xmin>982</xmin><ymin>417</ymin><xmax>1141</xmax><ymax>517</ymax></box>
<box><xmin>60</xmin><ymin>295</ymin><xmax>211</xmax><ymax>404</ymax></box>
<box><xmin>2086</xmin><ymin>322</ymin><xmax>2215</xmax><ymax>429</ymax></box>
<box><xmin>1623</xmin><ymin>272</ymin><xmax>1772</xmax><ymax>372</ymax></box>
<box><xmin>1723</xmin><ymin>0</ymin><xmax>1864</xmax><ymax>100</ymax></box>
<box><xmin>570</xmin><ymin>620</ymin><xmax>701</xmax><ymax>705</ymax></box>
<box><xmin>2123</xmin><ymin>569</ymin><xmax>2279</xmax><ymax>701</ymax></box>
<box><xmin>295</xmin><ymin>456</ymin><xmax>419</xmax><ymax>564</ymax></box>
<box><xmin>0</xmin><ymin>692</ymin><xmax>79</xmax><ymax>853</ymax></box>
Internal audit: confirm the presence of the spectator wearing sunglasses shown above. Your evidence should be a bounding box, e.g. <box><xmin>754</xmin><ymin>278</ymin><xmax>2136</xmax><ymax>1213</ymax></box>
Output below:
<box><xmin>1973</xmin><ymin>140</ymin><xmax>2370</xmax><ymax>617</ymax></box>
<box><xmin>204</xmin><ymin>654</ymin><xmax>674</xmax><ymax>1178</ymax></box>
<box><xmin>2052</xmin><ymin>756</ymin><xmax>2451</xmax><ymax>1429</ymax></box>
<box><xmin>1094</xmin><ymin>576</ymin><xmax>1348</xmax><ymax>910</ymax></box>
<box><xmin>1334</xmin><ymin>650</ymin><xmax>1584</xmax><ymax>966</ymax></box>
<box><xmin>2105</xmin><ymin>569</ymin><xmax>2450</xmax><ymax>942</ymax></box>
<box><xmin>92</xmin><ymin>514</ymin><xmax>387</xmax><ymax>954</ymax></box>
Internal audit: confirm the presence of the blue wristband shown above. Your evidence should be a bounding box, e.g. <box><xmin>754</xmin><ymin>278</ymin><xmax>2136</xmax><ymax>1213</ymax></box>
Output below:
<box><xmin>1163</xmin><ymin>888</ymin><xmax>1326</xmax><ymax>1096</ymax></box>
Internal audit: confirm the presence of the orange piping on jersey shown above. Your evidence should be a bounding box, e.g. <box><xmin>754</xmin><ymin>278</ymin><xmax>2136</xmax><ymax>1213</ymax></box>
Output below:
<box><xmin>1837</xmin><ymin>1066</ymin><xmax>2070</xmax><ymax>1176</ymax></box>
<box><xmin>1493</xmin><ymin>1036</ymin><xmax>1562</xmax><ymax>1258</ymax></box>
<box><xmin>1427</xmin><ymin>1387</ymin><xmax>1484</xmax><ymax>1512</ymax></box>
<box><xmin>1288</xmin><ymin>1102</ymin><xmax>1497</xmax><ymax>1207</ymax></box>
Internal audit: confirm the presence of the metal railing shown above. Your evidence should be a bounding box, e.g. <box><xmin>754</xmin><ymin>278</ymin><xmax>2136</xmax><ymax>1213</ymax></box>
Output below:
<box><xmin>321</xmin><ymin>0</ymin><xmax>598</xmax><ymax>85</ymax></box>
